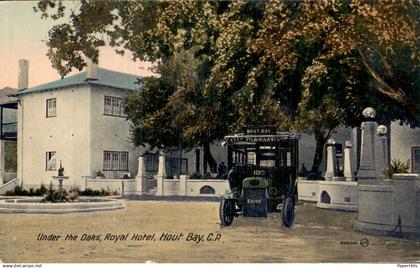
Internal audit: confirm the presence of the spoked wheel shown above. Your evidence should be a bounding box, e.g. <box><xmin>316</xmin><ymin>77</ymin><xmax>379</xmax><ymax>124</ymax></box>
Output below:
<box><xmin>219</xmin><ymin>198</ymin><xmax>235</xmax><ymax>226</ymax></box>
<box><xmin>281</xmin><ymin>196</ymin><xmax>295</xmax><ymax>228</ymax></box>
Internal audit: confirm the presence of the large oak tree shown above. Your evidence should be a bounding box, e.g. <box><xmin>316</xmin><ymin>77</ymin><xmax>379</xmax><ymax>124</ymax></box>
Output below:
<box><xmin>36</xmin><ymin>0</ymin><xmax>419</xmax><ymax>176</ymax></box>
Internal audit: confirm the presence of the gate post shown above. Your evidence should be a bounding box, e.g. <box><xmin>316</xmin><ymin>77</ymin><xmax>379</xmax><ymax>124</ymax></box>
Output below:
<box><xmin>343</xmin><ymin>141</ymin><xmax>355</xmax><ymax>181</ymax></box>
<box><xmin>325</xmin><ymin>139</ymin><xmax>337</xmax><ymax>181</ymax></box>
<box><xmin>155</xmin><ymin>151</ymin><xmax>166</xmax><ymax>196</ymax></box>
<box><xmin>179</xmin><ymin>175</ymin><xmax>187</xmax><ymax>196</ymax></box>
<box><xmin>135</xmin><ymin>154</ymin><xmax>146</xmax><ymax>195</ymax></box>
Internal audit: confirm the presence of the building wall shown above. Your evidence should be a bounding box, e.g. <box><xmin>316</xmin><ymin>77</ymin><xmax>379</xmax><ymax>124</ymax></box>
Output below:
<box><xmin>18</xmin><ymin>86</ymin><xmax>91</xmax><ymax>189</ymax></box>
<box><xmin>89</xmin><ymin>86</ymin><xmax>140</xmax><ymax>180</ymax></box>
<box><xmin>390</xmin><ymin>122</ymin><xmax>420</xmax><ymax>173</ymax></box>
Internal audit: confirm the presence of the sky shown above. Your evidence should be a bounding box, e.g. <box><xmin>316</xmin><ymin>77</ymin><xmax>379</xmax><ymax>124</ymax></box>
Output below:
<box><xmin>0</xmin><ymin>1</ymin><xmax>155</xmax><ymax>89</ymax></box>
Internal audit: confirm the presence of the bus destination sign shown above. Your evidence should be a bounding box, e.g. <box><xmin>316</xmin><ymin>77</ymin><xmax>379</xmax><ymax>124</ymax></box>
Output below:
<box><xmin>244</xmin><ymin>125</ymin><xmax>276</xmax><ymax>135</ymax></box>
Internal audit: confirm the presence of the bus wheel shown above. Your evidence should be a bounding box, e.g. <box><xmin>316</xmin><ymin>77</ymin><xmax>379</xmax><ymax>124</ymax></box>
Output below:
<box><xmin>220</xmin><ymin>198</ymin><xmax>235</xmax><ymax>226</ymax></box>
<box><xmin>281</xmin><ymin>196</ymin><xmax>295</xmax><ymax>228</ymax></box>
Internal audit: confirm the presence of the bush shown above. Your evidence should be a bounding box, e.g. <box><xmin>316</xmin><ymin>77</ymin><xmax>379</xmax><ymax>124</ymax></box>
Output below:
<box><xmin>5</xmin><ymin>183</ymin><xmax>49</xmax><ymax>196</ymax></box>
<box><xmin>5</xmin><ymin>185</ymin><xmax>28</xmax><ymax>196</ymax></box>
<box><xmin>35</xmin><ymin>184</ymin><xmax>48</xmax><ymax>196</ymax></box>
<box><xmin>384</xmin><ymin>159</ymin><xmax>410</xmax><ymax>179</ymax></box>
<box><xmin>4</xmin><ymin>184</ymin><xmax>117</xmax><ymax>198</ymax></box>
<box><xmin>41</xmin><ymin>182</ymin><xmax>70</xmax><ymax>203</ymax></box>
<box><xmin>79</xmin><ymin>187</ymin><xmax>116</xmax><ymax>196</ymax></box>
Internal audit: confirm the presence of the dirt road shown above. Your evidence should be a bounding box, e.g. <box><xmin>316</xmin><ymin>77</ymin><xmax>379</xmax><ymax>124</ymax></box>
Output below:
<box><xmin>0</xmin><ymin>201</ymin><xmax>419</xmax><ymax>263</ymax></box>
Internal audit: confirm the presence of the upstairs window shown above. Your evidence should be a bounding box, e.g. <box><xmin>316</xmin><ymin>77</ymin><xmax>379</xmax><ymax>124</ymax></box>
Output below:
<box><xmin>103</xmin><ymin>151</ymin><xmax>129</xmax><ymax>171</ymax></box>
<box><xmin>104</xmin><ymin>96</ymin><xmax>125</xmax><ymax>117</ymax></box>
<box><xmin>46</xmin><ymin>98</ymin><xmax>56</xmax><ymax>117</ymax></box>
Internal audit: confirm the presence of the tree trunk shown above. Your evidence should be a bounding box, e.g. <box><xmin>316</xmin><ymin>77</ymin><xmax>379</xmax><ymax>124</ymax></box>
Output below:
<box><xmin>310</xmin><ymin>129</ymin><xmax>328</xmax><ymax>179</ymax></box>
<box><xmin>203</xmin><ymin>142</ymin><xmax>217</xmax><ymax>173</ymax></box>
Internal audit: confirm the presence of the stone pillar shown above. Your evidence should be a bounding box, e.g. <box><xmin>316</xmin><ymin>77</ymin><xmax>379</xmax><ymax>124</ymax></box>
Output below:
<box><xmin>357</xmin><ymin>107</ymin><xmax>378</xmax><ymax>181</ymax></box>
<box><xmin>325</xmin><ymin>139</ymin><xmax>336</xmax><ymax>181</ymax></box>
<box><xmin>0</xmin><ymin>140</ymin><xmax>5</xmax><ymax>184</ymax></box>
<box><xmin>155</xmin><ymin>151</ymin><xmax>166</xmax><ymax>196</ymax></box>
<box><xmin>179</xmin><ymin>175</ymin><xmax>188</xmax><ymax>196</ymax></box>
<box><xmin>376</xmin><ymin>125</ymin><xmax>389</xmax><ymax>179</ymax></box>
<box><xmin>135</xmin><ymin>155</ymin><xmax>146</xmax><ymax>194</ymax></box>
<box><xmin>343</xmin><ymin>141</ymin><xmax>355</xmax><ymax>181</ymax></box>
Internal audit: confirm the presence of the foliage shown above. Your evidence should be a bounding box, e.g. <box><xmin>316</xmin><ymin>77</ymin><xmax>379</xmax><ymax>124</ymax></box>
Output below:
<box><xmin>5</xmin><ymin>183</ymin><xmax>48</xmax><ymax>196</ymax></box>
<box><xmin>42</xmin><ymin>182</ymin><xmax>69</xmax><ymax>203</ymax></box>
<box><xmin>79</xmin><ymin>187</ymin><xmax>117</xmax><ymax>196</ymax></box>
<box><xmin>384</xmin><ymin>158</ymin><xmax>410</xmax><ymax>179</ymax></box>
<box><xmin>5</xmin><ymin>183</ymin><xmax>117</xmax><ymax>199</ymax></box>
<box><xmin>95</xmin><ymin>170</ymin><xmax>105</xmax><ymax>178</ymax></box>
<box><xmin>35</xmin><ymin>0</ymin><xmax>420</xmax><ymax>175</ymax></box>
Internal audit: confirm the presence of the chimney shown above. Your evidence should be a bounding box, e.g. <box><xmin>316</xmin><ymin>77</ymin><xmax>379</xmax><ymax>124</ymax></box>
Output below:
<box><xmin>86</xmin><ymin>58</ymin><xmax>98</xmax><ymax>80</ymax></box>
<box><xmin>18</xmin><ymin>59</ymin><xmax>29</xmax><ymax>90</ymax></box>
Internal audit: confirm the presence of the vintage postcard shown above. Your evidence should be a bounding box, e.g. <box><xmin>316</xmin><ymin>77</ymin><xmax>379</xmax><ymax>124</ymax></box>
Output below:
<box><xmin>0</xmin><ymin>0</ymin><xmax>419</xmax><ymax>265</ymax></box>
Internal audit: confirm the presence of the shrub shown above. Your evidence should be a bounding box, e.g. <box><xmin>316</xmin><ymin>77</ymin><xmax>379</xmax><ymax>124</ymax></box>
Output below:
<box><xmin>69</xmin><ymin>186</ymin><xmax>81</xmax><ymax>193</ymax></box>
<box><xmin>5</xmin><ymin>183</ymin><xmax>49</xmax><ymax>196</ymax></box>
<box><xmin>43</xmin><ymin>189</ymin><xmax>70</xmax><ymax>203</ymax></box>
<box><xmin>79</xmin><ymin>187</ymin><xmax>116</xmax><ymax>196</ymax></box>
<box><xmin>95</xmin><ymin>170</ymin><xmax>105</xmax><ymax>178</ymax></box>
<box><xmin>34</xmin><ymin>184</ymin><xmax>48</xmax><ymax>196</ymax></box>
<box><xmin>5</xmin><ymin>185</ymin><xmax>29</xmax><ymax>196</ymax></box>
<box><xmin>42</xmin><ymin>182</ymin><xmax>70</xmax><ymax>203</ymax></box>
<box><xmin>384</xmin><ymin>159</ymin><xmax>410</xmax><ymax>179</ymax></box>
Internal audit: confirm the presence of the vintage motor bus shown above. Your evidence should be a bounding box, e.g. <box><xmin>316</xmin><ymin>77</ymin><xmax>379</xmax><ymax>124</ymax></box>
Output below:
<box><xmin>220</xmin><ymin>125</ymin><xmax>299</xmax><ymax>227</ymax></box>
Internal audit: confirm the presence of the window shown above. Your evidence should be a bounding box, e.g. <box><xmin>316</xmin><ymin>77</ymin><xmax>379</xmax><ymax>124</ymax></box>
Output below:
<box><xmin>104</xmin><ymin>96</ymin><xmax>125</xmax><ymax>117</ymax></box>
<box><xmin>247</xmin><ymin>151</ymin><xmax>256</xmax><ymax>165</ymax></box>
<box><xmin>46</xmin><ymin>151</ymin><xmax>56</xmax><ymax>171</ymax></box>
<box><xmin>412</xmin><ymin>147</ymin><xmax>420</xmax><ymax>173</ymax></box>
<box><xmin>103</xmin><ymin>151</ymin><xmax>129</xmax><ymax>171</ymax></box>
<box><xmin>46</xmin><ymin>98</ymin><xmax>56</xmax><ymax>117</ymax></box>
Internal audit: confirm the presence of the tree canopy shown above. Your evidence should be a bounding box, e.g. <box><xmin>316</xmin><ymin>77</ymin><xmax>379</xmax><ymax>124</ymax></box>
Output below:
<box><xmin>36</xmin><ymin>0</ymin><xmax>419</xmax><ymax>175</ymax></box>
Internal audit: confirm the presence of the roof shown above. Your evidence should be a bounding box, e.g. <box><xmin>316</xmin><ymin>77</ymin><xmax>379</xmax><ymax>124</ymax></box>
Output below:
<box><xmin>11</xmin><ymin>68</ymin><xmax>143</xmax><ymax>96</ymax></box>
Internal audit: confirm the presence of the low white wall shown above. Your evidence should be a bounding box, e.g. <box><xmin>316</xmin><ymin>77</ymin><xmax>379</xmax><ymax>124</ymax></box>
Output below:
<box><xmin>298</xmin><ymin>179</ymin><xmax>358</xmax><ymax>211</ymax></box>
<box><xmin>163</xmin><ymin>179</ymin><xmax>180</xmax><ymax>196</ymax></box>
<box><xmin>122</xmin><ymin>180</ymin><xmax>137</xmax><ymax>195</ymax></box>
<box><xmin>317</xmin><ymin>181</ymin><xmax>358</xmax><ymax>211</ymax></box>
<box><xmin>185</xmin><ymin>179</ymin><xmax>229</xmax><ymax>197</ymax></box>
<box><xmin>156</xmin><ymin>175</ymin><xmax>229</xmax><ymax>197</ymax></box>
<box><xmin>86</xmin><ymin>179</ymin><xmax>136</xmax><ymax>195</ymax></box>
<box><xmin>297</xmin><ymin>179</ymin><xmax>319</xmax><ymax>202</ymax></box>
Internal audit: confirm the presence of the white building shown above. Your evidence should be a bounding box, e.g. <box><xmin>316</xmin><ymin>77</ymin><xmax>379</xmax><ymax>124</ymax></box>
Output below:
<box><xmin>13</xmin><ymin>60</ymin><xmax>143</xmax><ymax>189</ymax></box>
<box><xmin>390</xmin><ymin>122</ymin><xmax>420</xmax><ymax>173</ymax></box>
